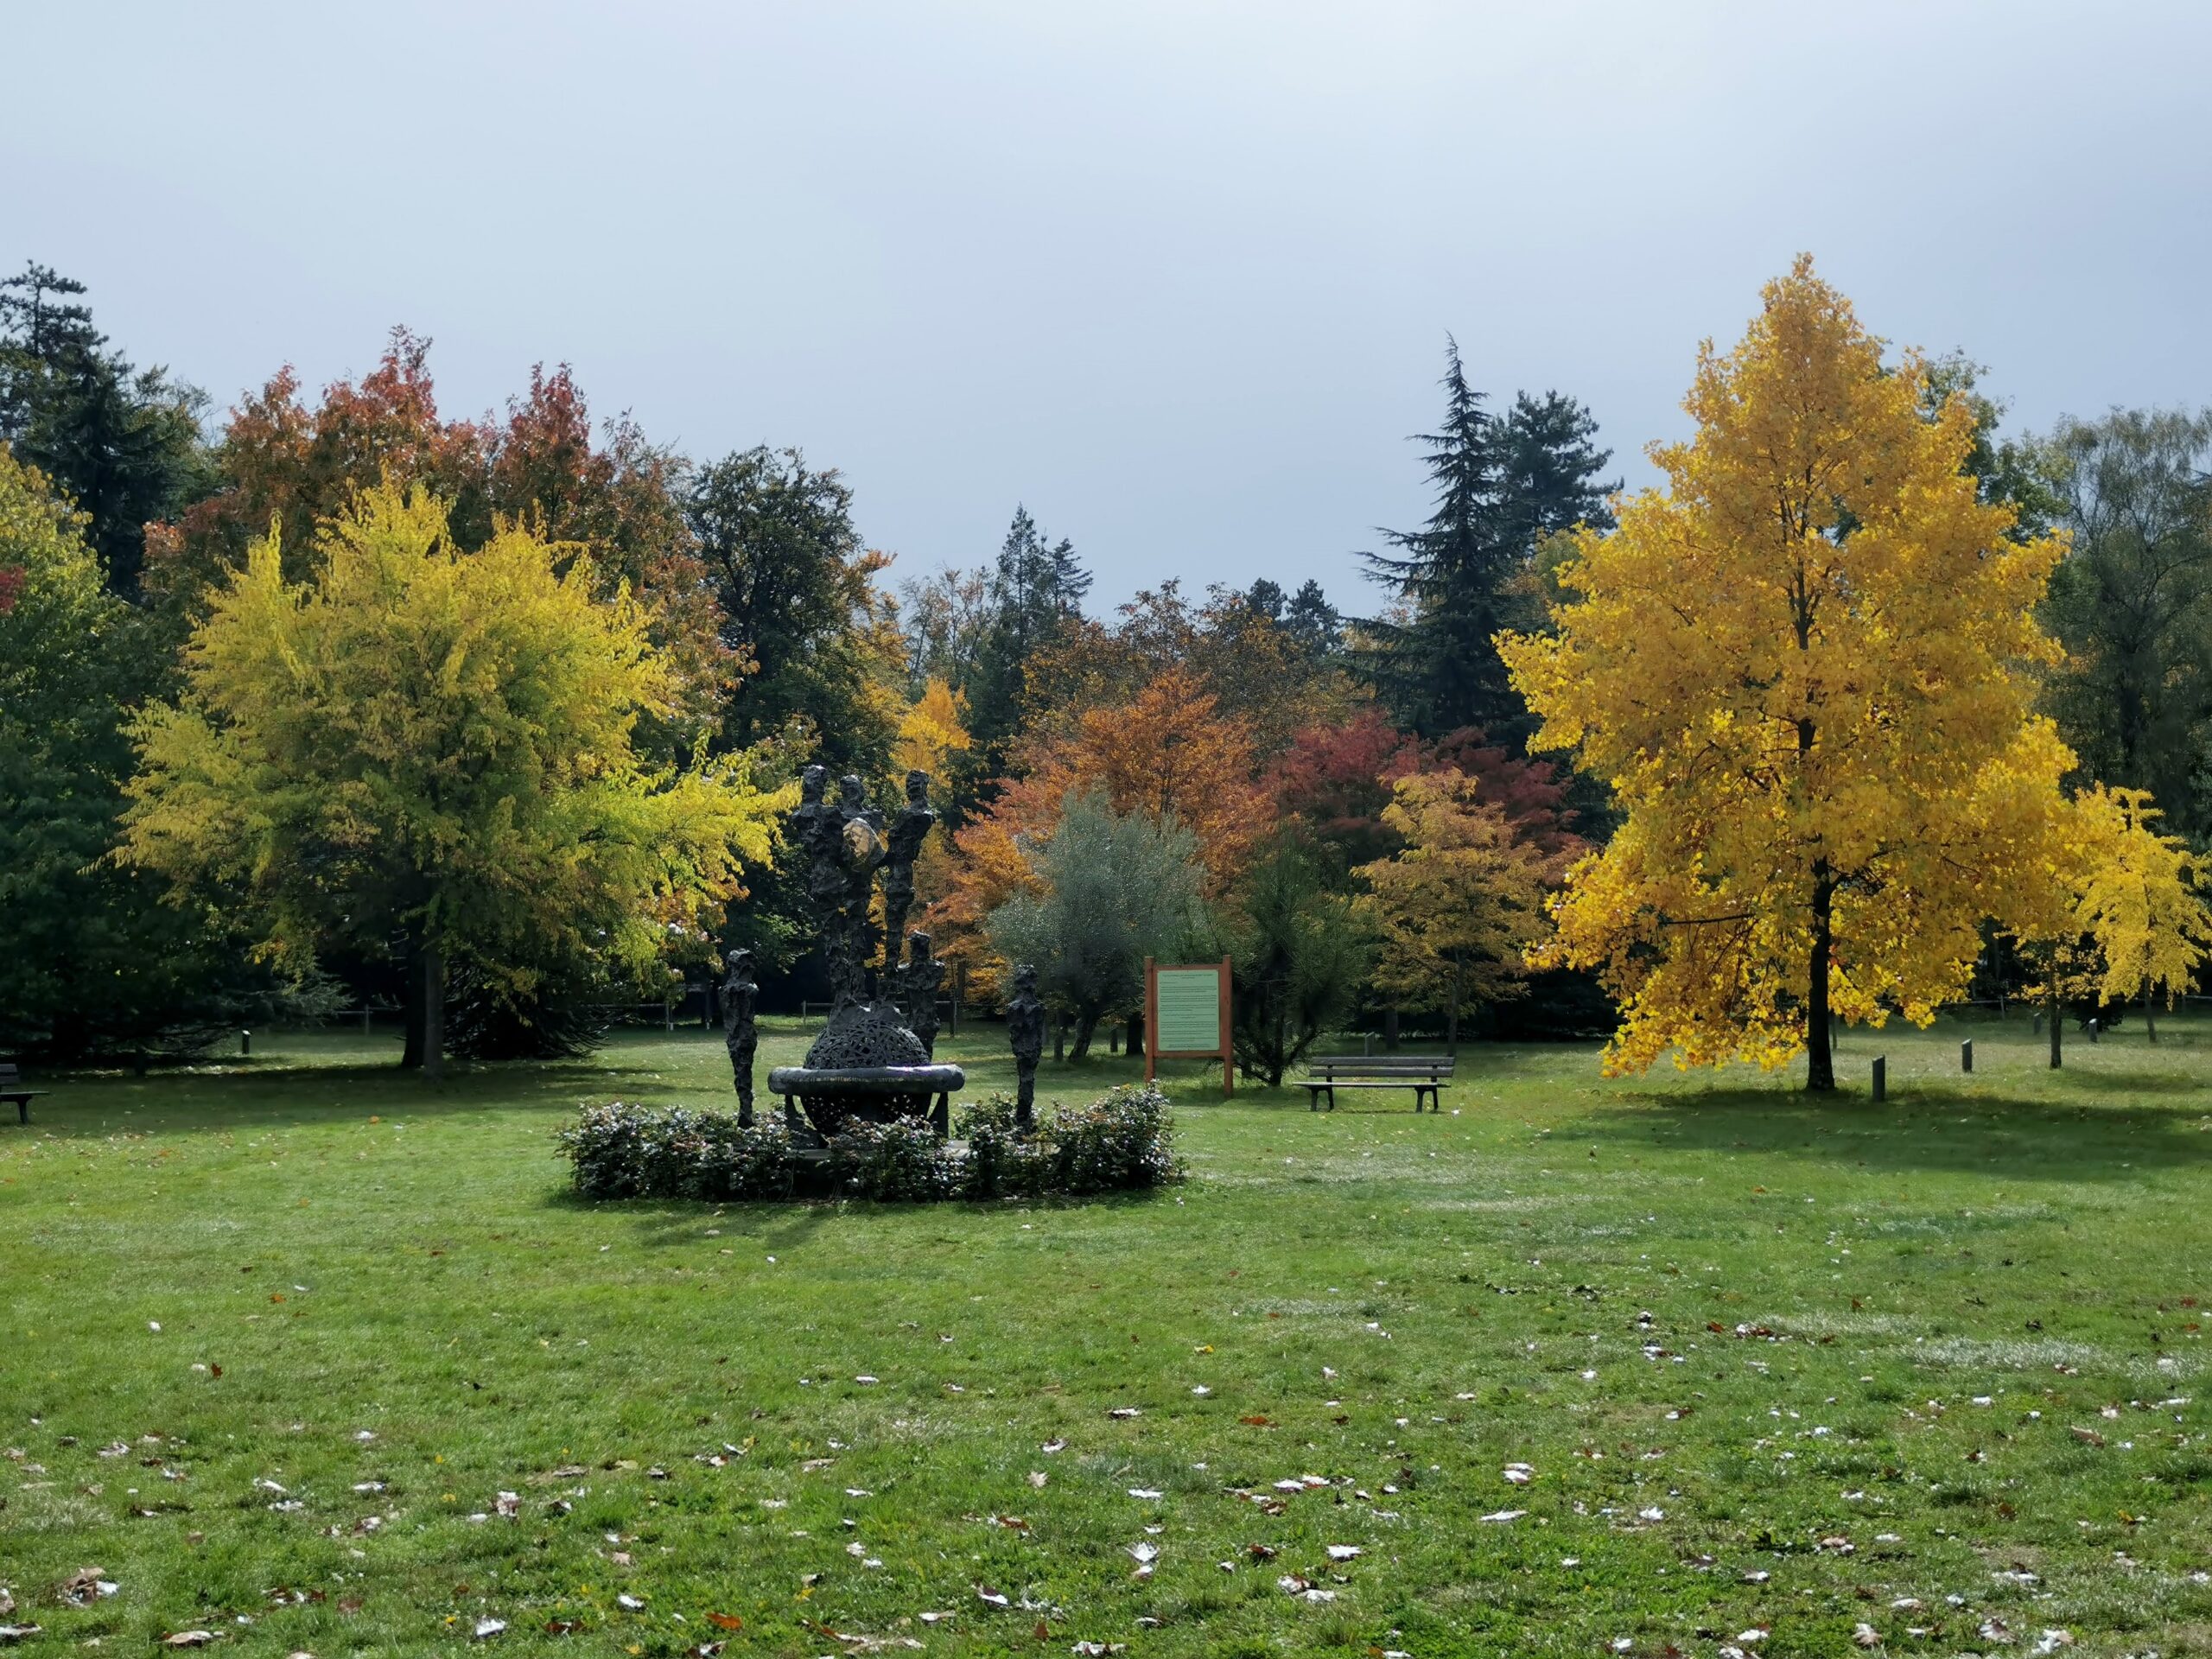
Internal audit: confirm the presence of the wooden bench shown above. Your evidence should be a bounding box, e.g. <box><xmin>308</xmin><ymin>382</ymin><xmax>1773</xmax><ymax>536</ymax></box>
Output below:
<box><xmin>1299</xmin><ymin>1054</ymin><xmax>1456</xmax><ymax>1112</ymax></box>
<box><xmin>0</xmin><ymin>1061</ymin><xmax>43</xmax><ymax>1126</ymax></box>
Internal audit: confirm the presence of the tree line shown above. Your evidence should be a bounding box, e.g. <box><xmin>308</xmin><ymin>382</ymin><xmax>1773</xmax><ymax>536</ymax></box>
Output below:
<box><xmin>3</xmin><ymin>256</ymin><xmax>2209</xmax><ymax>1084</ymax></box>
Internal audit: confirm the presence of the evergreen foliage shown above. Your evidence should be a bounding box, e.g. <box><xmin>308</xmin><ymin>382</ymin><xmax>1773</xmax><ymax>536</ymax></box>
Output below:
<box><xmin>0</xmin><ymin>263</ymin><xmax>212</xmax><ymax>599</ymax></box>
<box><xmin>0</xmin><ymin>444</ymin><xmax>313</xmax><ymax>1060</ymax></box>
<box><xmin>1359</xmin><ymin>340</ymin><xmax>1614</xmax><ymax>741</ymax></box>
<box><xmin>956</xmin><ymin>505</ymin><xmax>1091</xmax><ymax>801</ymax></box>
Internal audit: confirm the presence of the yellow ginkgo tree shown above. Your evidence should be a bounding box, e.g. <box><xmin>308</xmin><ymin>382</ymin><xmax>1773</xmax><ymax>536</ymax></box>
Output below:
<box><xmin>121</xmin><ymin>483</ymin><xmax>787</xmax><ymax>1077</ymax></box>
<box><xmin>1500</xmin><ymin>256</ymin><xmax>2088</xmax><ymax>1090</ymax></box>
<box><xmin>2054</xmin><ymin>785</ymin><xmax>2212</xmax><ymax>1045</ymax></box>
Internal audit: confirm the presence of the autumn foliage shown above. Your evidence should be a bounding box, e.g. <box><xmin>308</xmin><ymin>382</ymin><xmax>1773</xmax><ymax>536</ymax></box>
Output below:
<box><xmin>931</xmin><ymin>665</ymin><xmax>1269</xmax><ymax>974</ymax></box>
<box><xmin>1502</xmin><ymin>257</ymin><xmax>2086</xmax><ymax>1086</ymax></box>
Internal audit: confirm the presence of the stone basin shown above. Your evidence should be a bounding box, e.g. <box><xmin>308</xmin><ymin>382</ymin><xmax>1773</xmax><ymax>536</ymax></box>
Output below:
<box><xmin>767</xmin><ymin>1062</ymin><xmax>966</xmax><ymax>1138</ymax></box>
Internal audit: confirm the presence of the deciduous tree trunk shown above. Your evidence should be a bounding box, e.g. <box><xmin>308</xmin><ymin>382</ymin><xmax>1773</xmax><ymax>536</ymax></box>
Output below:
<box><xmin>420</xmin><ymin>934</ymin><xmax>445</xmax><ymax>1082</ymax></box>
<box><xmin>2048</xmin><ymin>962</ymin><xmax>2063</xmax><ymax>1070</ymax></box>
<box><xmin>401</xmin><ymin>937</ymin><xmax>426</xmax><ymax>1069</ymax></box>
<box><xmin>1806</xmin><ymin>863</ymin><xmax>1836</xmax><ymax>1093</ymax></box>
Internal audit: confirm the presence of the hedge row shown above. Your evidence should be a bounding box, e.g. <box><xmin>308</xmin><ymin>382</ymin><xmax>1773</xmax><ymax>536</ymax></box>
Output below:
<box><xmin>558</xmin><ymin>1084</ymin><xmax>1179</xmax><ymax>1203</ymax></box>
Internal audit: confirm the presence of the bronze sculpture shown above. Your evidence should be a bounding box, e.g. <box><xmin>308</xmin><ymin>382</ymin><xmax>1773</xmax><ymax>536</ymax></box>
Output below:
<box><xmin>899</xmin><ymin>930</ymin><xmax>944</xmax><ymax>1058</ymax></box>
<box><xmin>721</xmin><ymin>947</ymin><xmax>759</xmax><ymax>1127</ymax></box>
<box><xmin>1007</xmin><ymin>961</ymin><xmax>1046</xmax><ymax>1131</ymax></box>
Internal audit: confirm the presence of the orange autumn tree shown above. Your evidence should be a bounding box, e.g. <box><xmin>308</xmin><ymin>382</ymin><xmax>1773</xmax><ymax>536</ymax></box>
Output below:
<box><xmin>1500</xmin><ymin>257</ymin><xmax>2083</xmax><ymax>1091</ymax></box>
<box><xmin>931</xmin><ymin>664</ymin><xmax>1268</xmax><ymax>986</ymax></box>
<box><xmin>145</xmin><ymin>330</ymin><xmax>721</xmax><ymax>724</ymax></box>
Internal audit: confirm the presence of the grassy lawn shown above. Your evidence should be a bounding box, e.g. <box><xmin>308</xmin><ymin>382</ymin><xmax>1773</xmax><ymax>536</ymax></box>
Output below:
<box><xmin>5</xmin><ymin>1012</ymin><xmax>2212</xmax><ymax>1657</ymax></box>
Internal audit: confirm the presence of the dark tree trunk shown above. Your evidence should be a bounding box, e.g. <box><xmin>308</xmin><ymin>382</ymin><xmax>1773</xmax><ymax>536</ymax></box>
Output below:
<box><xmin>1445</xmin><ymin>979</ymin><xmax>1460</xmax><ymax>1054</ymax></box>
<box><xmin>2145</xmin><ymin>988</ymin><xmax>2158</xmax><ymax>1044</ymax></box>
<box><xmin>1128</xmin><ymin>1011</ymin><xmax>1144</xmax><ymax>1058</ymax></box>
<box><xmin>1071</xmin><ymin>1010</ymin><xmax>1098</xmax><ymax>1059</ymax></box>
<box><xmin>411</xmin><ymin>938</ymin><xmax>444</xmax><ymax>1092</ymax></box>
<box><xmin>1805</xmin><ymin>861</ymin><xmax>1836</xmax><ymax>1093</ymax></box>
<box><xmin>401</xmin><ymin>936</ymin><xmax>426</xmax><ymax>1069</ymax></box>
<box><xmin>2048</xmin><ymin>962</ymin><xmax>2063</xmax><ymax>1068</ymax></box>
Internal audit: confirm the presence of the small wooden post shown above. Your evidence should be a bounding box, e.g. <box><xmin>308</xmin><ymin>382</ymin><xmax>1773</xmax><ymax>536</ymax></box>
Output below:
<box><xmin>1053</xmin><ymin>1015</ymin><xmax>1065</xmax><ymax>1064</ymax></box>
<box><xmin>2048</xmin><ymin>963</ymin><xmax>2062</xmax><ymax>1070</ymax></box>
<box><xmin>1109</xmin><ymin>1025</ymin><xmax>1120</xmax><ymax>1055</ymax></box>
<box><xmin>1871</xmin><ymin>1055</ymin><xmax>1886</xmax><ymax>1102</ymax></box>
<box><xmin>2088</xmin><ymin>1017</ymin><xmax>2101</xmax><ymax>1045</ymax></box>
<box><xmin>1142</xmin><ymin>957</ymin><xmax>1157</xmax><ymax>1085</ymax></box>
<box><xmin>240</xmin><ymin>1029</ymin><xmax>251</xmax><ymax>1057</ymax></box>
<box><xmin>1961</xmin><ymin>1039</ymin><xmax>1973</xmax><ymax>1074</ymax></box>
<box><xmin>361</xmin><ymin>1005</ymin><xmax>372</xmax><ymax>1035</ymax></box>
<box><xmin>1218</xmin><ymin>953</ymin><xmax>1234</xmax><ymax>1098</ymax></box>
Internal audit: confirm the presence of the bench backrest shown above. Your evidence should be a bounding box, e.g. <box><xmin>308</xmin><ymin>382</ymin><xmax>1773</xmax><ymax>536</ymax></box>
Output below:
<box><xmin>1305</xmin><ymin>1054</ymin><xmax>1456</xmax><ymax>1079</ymax></box>
<box><xmin>0</xmin><ymin>1062</ymin><xmax>17</xmax><ymax>1087</ymax></box>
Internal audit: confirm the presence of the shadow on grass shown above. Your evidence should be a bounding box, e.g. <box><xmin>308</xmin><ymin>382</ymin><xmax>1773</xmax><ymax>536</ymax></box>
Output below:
<box><xmin>6</xmin><ymin>1054</ymin><xmax>686</xmax><ymax>1141</ymax></box>
<box><xmin>1566</xmin><ymin>1083</ymin><xmax>2212</xmax><ymax>1179</ymax></box>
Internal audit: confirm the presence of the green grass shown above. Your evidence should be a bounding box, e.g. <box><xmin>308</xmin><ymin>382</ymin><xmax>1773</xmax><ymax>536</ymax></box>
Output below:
<box><xmin>6</xmin><ymin>1012</ymin><xmax>2212</xmax><ymax>1657</ymax></box>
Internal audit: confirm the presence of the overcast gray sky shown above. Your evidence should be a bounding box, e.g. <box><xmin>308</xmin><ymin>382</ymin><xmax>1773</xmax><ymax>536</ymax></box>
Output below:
<box><xmin>10</xmin><ymin>2</ymin><xmax>2209</xmax><ymax>611</ymax></box>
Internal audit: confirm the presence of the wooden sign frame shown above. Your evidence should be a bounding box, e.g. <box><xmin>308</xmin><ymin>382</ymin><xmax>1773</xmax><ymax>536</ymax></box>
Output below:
<box><xmin>1143</xmin><ymin>955</ymin><xmax>1234</xmax><ymax>1098</ymax></box>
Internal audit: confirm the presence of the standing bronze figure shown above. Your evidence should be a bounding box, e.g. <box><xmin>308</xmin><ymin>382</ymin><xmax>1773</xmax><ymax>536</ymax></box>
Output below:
<box><xmin>899</xmin><ymin>930</ymin><xmax>945</xmax><ymax>1058</ymax></box>
<box><xmin>881</xmin><ymin>769</ymin><xmax>936</xmax><ymax>961</ymax></box>
<box><xmin>1007</xmin><ymin>962</ymin><xmax>1046</xmax><ymax>1132</ymax></box>
<box><xmin>721</xmin><ymin>947</ymin><xmax>760</xmax><ymax>1126</ymax></box>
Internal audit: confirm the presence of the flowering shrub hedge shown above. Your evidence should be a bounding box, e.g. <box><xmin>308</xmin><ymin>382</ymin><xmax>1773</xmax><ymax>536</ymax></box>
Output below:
<box><xmin>560</xmin><ymin>1084</ymin><xmax>1179</xmax><ymax>1203</ymax></box>
<box><xmin>558</xmin><ymin>1103</ymin><xmax>795</xmax><ymax>1201</ymax></box>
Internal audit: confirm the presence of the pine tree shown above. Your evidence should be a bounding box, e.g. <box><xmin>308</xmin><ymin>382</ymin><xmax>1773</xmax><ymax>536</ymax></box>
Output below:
<box><xmin>957</xmin><ymin>505</ymin><xmax>1091</xmax><ymax>801</ymax></box>
<box><xmin>1360</xmin><ymin>343</ymin><xmax>1613</xmax><ymax>744</ymax></box>
<box><xmin>0</xmin><ymin>263</ymin><xmax>211</xmax><ymax>600</ymax></box>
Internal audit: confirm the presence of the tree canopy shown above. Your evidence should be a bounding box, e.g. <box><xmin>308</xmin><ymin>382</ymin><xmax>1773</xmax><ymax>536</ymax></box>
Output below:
<box><xmin>121</xmin><ymin>484</ymin><xmax>785</xmax><ymax>1076</ymax></box>
<box><xmin>1501</xmin><ymin>257</ymin><xmax>2085</xmax><ymax>1088</ymax></box>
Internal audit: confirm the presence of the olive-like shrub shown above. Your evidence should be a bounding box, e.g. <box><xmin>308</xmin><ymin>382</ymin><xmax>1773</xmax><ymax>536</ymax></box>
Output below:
<box><xmin>559</xmin><ymin>1084</ymin><xmax>1179</xmax><ymax>1204</ymax></box>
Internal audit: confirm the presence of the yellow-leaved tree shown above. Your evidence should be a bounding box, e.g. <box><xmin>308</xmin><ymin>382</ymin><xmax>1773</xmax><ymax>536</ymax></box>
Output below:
<box><xmin>893</xmin><ymin>676</ymin><xmax>972</xmax><ymax>781</ymax></box>
<box><xmin>122</xmin><ymin>483</ymin><xmax>787</xmax><ymax>1077</ymax></box>
<box><xmin>1354</xmin><ymin>772</ymin><xmax>1552</xmax><ymax>1052</ymax></box>
<box><xmin>1499</xmin><ymin>257</ymin><xmax>2082</xmax><ymax>1090</ymax></box>
<box><xmin>2063</xmin><ymin>785</ymin><xmax>2212</xmax><ymax>1042</ymax></box>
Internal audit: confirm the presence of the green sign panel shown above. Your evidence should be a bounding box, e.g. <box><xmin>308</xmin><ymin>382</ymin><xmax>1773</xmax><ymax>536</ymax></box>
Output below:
<box><xmin>1154</xmin><ymin>966</ymin><xmax>1223</xmax><ymax>1053</ymax></box>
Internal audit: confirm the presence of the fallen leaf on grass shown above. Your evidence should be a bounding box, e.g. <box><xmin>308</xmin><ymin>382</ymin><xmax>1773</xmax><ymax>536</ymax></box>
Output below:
<box><xmin>1028</xmin><ymin>1471</ymin><xmax>1047</xmax><ymax>1489</ymax></box>
<box><xmin>60</xmin><ymin>1567</ymin><xmax>118</xmax><ymax>1605</ymax></box>
<box><xmin>1325</xmin><ymin>1545</ymin><xmax>1361</xmax><ymax>1561</ymax></box>
<box><xmin>1239</xmin><ymin>1415</ymin><xmax>1276</xmax><ymax>1427</ymax></box>
<box><xmin>2070</xmin><ymin>1427</ymin><xmax>2106</xmax><ymax>1447</ymax></box>
<box><xmin>706</xmin><ymin>1613</ymin><xmax>743</xmax><ymax>1631</ymax></box>
<box><xmin>1107</xmin><ymin>1408</ymin><xmax>1140</xmax><ymax>1420</ymax></box>
<box><xmin>473</xmin><ymin>1617</ymin><xmax>506</xmax><ymax>1638</ymax></box>
<box><xmin>976</xmin><ymin>1586</ymin><xmax>1010</xmax><ymax>1608</ymax></box>
<box><xmin>162</xmin><ymin>1635</ymin><xmax>219</xmax><ymax>1649</ymax></box>
<box><xmin>1853</xmin><ymin>1624</ymin><xmax>1880</xmax><ymax>1649</ymax></box>
<box><xmin>1127</xmin><ymin>1488</ymin><xmax>1162</xmax><ymax>1500</ymax></box>
<box><xmin>1479</xmin><ymin>1510</ymin><xmax>1527</xmax><ymax>1524</ymax></box>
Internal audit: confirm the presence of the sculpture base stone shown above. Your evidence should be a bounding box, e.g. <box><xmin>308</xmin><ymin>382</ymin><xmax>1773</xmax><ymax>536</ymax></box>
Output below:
<box><xmin>772</xmin><ymin>1001</ymin><xmax>963</xmax><ymax>1139</ymax></box>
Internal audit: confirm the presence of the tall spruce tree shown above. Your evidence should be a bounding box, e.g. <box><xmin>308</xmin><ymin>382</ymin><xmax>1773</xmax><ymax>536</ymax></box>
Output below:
<box><xmin>0</xmin><ymin>263</ymin><xmax>211</xmax><ymax>600</ymax></box>
<box><xmin>1360</xmin><ymin>341</ymin><xmax>1613</xmax><ymax>743</ymax></box>
<box><xmin>957</xmin><ymin>505</ymin><xmax>1091</xmax><ymax>802</ymax></box>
